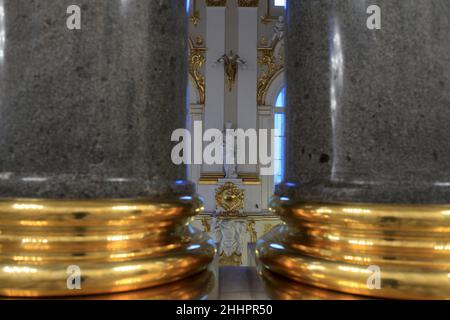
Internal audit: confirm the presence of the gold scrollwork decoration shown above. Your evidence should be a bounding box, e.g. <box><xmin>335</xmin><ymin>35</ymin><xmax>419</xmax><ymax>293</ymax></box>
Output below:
<box><xmin>189</xmin><ymin>38</ymin><xmax>206</xmax><ymax>105</ymax></box>
<box><xmin>257</xmin><ymin>39</ymin><xmax>284</xmax><ymax>106</ymax></box>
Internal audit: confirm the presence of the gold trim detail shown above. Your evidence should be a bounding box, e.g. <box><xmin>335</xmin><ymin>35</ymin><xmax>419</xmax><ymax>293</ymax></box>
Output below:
<box><xmin>199</xmin><ymin>172</ymin><xmax>261</xmax><ymax>185</ymax></box>
<box><xmin>238</xmin><ymin>0</ymin><xmax>259</xmax><ymax>7</ymax></box>
<box><xmin>0</xmin><ymin>198</ymin><xmax>215</xmax><ymax>297</ymax></box>
<box><xmin>215</xmin><ymin>182</ymin><xmax>244</xmax><ymax>216</ymax></box>
<box><xmin>206</xmin><ymin>0</ymin><xmax>227</xmax><ymax>7</ymax></box>
<box><xmin>257</xmin><ymin>38</ymin><xmax>284</xmax><ymax>106</ymax></box>
<box><xmin>257</xmin><ymin>199</ymin><xmax>450</xmax><ymax>299</ymax></box>
<box><xmin>189</xmin><ymin>38</ymin><xmax>206</xmax><ymax>105</ymax></box>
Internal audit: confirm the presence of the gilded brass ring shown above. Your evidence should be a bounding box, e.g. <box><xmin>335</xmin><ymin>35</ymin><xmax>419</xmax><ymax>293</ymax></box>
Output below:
<box><xmin>257</xmin><ymin>199</ymin><xmax>450</xmax><ymax>299</ymax></box>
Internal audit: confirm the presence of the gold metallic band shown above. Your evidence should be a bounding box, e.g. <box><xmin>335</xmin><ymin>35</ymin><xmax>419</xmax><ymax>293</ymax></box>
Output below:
<box><xmin>257</xmin><ymin>200</ymin><xmax>450</xmax><ymax>299</ymax></box>
<box><xmin>0</xmin><ymin>198</ymin><xmax>216</xmax><ymax>297</ymax></box>
<box><xmin>259</xmin><ymin>267</ymin><xmax>363</xmax><ymax>300</ymax></box>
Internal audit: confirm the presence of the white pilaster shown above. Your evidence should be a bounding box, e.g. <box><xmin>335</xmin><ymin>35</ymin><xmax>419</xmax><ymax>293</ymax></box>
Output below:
<box><xmin>237</xmin><ymin>6</ymin><xmax>258</xmax><ymax>173</ymax></box>
<box><xmin>188</xmin><ymin>104</ymin><xmax>204</xmax><ymax>186</ymax></box>
<box><xmin>204</xmin><ymin>6</ymin><xmax>226</xmax><ymax>173</ymax></box>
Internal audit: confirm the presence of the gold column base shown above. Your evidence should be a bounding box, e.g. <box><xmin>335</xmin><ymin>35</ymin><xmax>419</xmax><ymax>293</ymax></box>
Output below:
<box><xmin>256</xmin><ymin>199</ymin><xmax>450</xmax><ymax>299</ymax></box>
<box><xmin>0</xmin><ymin>198</ymin><xmax>216</xmax><ymax>297</ymax></box>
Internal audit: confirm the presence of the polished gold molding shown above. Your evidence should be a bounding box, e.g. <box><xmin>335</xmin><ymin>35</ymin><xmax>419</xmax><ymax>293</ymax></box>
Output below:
<box><xmin>215</xmin><ymin>182</ymin><xmax>245</xmax><ymax>216</ymax></box>
<box><xmin>75</xmin><ymin>270</ymin><xmax>216</xmax><ymax>300</ymax></box>
<box><xmin>0</xmin><ymin>198</ymin><xmax>215</xmax><ymax>297</ymax></box>
<box><xmin>189</xmin><ymin>38</ymin><xmax>206</xmax><ymax>105</ymax></box>
<box><xmin>206</xmin><ymin>0</ymin><xmax>227</xmax><ymax>7</ymax></box>
<box><xmin>256</xmin><ymin>199</ymin><xmax>450</xmax><ymax>299</ymax></box>
<box><xmin>238</xmin><ymin>0</ymin><xmax>259</xmax><ymax>7</ymax></box>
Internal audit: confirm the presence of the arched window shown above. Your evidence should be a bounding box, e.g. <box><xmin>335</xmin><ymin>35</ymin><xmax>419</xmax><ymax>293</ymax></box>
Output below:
<box><xmin>274</xmin><ymin>86</ymin><xmax>285</xmax><ymax>185</ymax></box>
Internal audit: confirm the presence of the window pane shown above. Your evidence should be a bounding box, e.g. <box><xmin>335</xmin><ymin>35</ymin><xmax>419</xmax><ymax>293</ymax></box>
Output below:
<box><xmin>274</xmin><ymin>86</ymin><xmax>286</xmax><ymax>186</ymax></box>
<box><xmin>274</xmin><ymin>137</ymin><xmax>282</xmax><ymax>161</ymax></box>
<box><xmin>275</xmin><ymin>87</ymin><xmax>286</xmax><ymax>107</ymax></box>
<box><xmin>274</xmin><ymin>160</ymin><xmax>283</xmax><ymax>184</ymax></box>
<box><xmin>274</xmin><ymin>113</ymin><xmax>285</xmax><ymax>136</ymax></box>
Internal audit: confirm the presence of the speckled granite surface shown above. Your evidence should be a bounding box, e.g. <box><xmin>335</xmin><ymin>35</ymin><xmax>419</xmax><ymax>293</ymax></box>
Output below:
<box><xmin>279</xmin><ymin>0</ymin><xmax>450</xmax><ymax>204</ymax></box>
<box><xmin>0</xmin><ymin>0</ymin><xmax>191</xmax><ymax>199</ymax></box>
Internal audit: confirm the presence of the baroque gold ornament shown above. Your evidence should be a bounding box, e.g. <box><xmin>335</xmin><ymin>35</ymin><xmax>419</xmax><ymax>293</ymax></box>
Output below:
<box><xmin>215</xmin><ymin>182</ymin><xmax>244</xmax><ymax>216</ymax></box>
<box><xmin>189</xmin><ymin>38</ymin><xmax>206</xmax><ymax>105</ymax></box>
<box><xmin>257</xmin><ymin>38</ymin><xmax>284</xmax><ymax>105</ymax></box>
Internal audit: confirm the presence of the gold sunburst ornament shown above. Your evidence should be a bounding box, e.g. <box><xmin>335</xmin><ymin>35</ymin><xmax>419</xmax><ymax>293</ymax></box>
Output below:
<box><xmin>215</xmin><ymin>182</ymin><xmax>244</xmax><ymax>216</ymax></box>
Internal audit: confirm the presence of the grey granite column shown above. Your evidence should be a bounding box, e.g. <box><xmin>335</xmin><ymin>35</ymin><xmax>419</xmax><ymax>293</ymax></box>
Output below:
<box><xmin>279</xmin><ymin>0</ymin><xmax>450</xmax><ymax>204</ymax></box>
<box><xmin>0</xmin><ymin>0</ymin><xmax>191</xmax><ymax>199</ymax></box>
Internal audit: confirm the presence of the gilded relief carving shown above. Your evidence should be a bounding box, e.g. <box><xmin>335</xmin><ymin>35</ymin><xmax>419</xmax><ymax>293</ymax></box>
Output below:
<box><xmin>189</xmin><ymin>38</ymin><xmax>206</xmax><ymax>105</ymax></box>
<box><xmin>257</xmin><ymin>38</ymin><xmax>285</xmax><ymax>105</ymax></box>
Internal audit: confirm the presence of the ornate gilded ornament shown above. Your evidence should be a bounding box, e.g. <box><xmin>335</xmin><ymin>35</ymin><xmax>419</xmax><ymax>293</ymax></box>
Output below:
<box><xmin>257</xmin><ymin>38</ymin><xmax>284</xmax><ymax>105</ymax></box>
<box><xmin>215</xmin><ymin>182</ymin><xmax>244</xmax><ymax>216</ymax></box>
<box><xmin>189</xmin><ymin>38</ymin><xmax>206</xmax><ymax>105</ymax></box>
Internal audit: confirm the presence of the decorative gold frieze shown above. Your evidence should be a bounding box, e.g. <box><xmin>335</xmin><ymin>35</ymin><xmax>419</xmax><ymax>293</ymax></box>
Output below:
<box><xmin>238</xmin><ymin>0</ymin><xmax>259</xmax><ymax>7</ymax></box>
<box><xmin>189</xmin><ymin>38</ymin><xmax>206</xmax><ymax>105</ymax></box>
<box><xmin>257</xmin><ymin>38</ymin><xmax>284</xmax><ymax>105</ymax></box>
<box><xmin>215</xmin><ymin>182</ymin><xmax>245</xmax><ymax>216</ymax></box>
<box><xmin>206</xmin><ymin>0</ymin><xmax>227</xmax><ymax>7</ymax></box>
